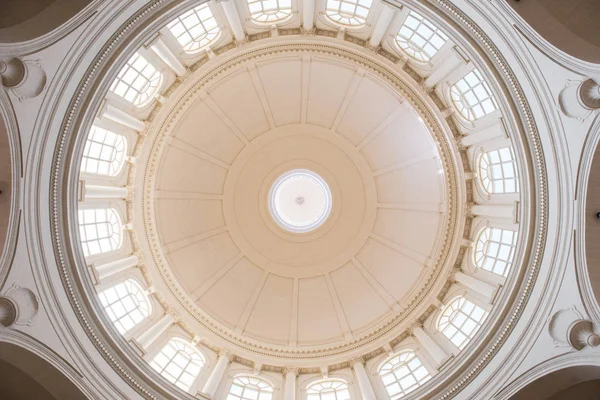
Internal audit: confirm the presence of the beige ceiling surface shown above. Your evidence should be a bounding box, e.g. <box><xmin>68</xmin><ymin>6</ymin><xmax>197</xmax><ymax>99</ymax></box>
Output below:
<box><xmin>152</xmin><ymin>55</ymin><xmax>447</xmax><ymax>347</ymax></box>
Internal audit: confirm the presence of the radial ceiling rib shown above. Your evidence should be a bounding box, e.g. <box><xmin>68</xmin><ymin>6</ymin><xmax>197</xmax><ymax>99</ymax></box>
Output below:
<box><xmin>325</xmin><ymin>274</ymin><xmax>353</xmax><ymax>340</ymax></box>
<box><xmin>288</xmin><ymin>277</ymin><xmax>299</xmax><ymax>347</ymax></box>
<box><xmin>235</xmin><ymin>271</ymin><xmax>270</xmax><ymax>333</ymax></box>
<box><xmin>331</xmin><ymin>68</ymin><xmax>365</xmax><ymax>131</ymax></box>
<box><xmin>169</xmin><ymin>137</ymin><xmax>231</xmax><ymax>169</ymax></box>
<box><xmin>356</xmin><ymin>104</ymin><xmax>407</xmax><ymax>150</ymax></box>
<box><xmin>162</xmin><ymin>226</ymin><xmax>229</xmax><ymax>254</ymax></box>
<box><xmin>301</xmin><ymin>55</ymin><xmax>311</xmax><ymax>124</ymax></box>
<box><xmin>247</xmin><ymin>63</ymin><xmax>276</xmax><ymax>129</ymax></box>
<box><xmin>377</xmin><ymin>202</ymin><xmax>445</xmax><ymax>213</ymax></box>
<box><xmin>199</xmin><ymin>90</ymin><xmax>251</xmax><ymax>145</ymax></box>
<box><xmin>371</xmin><ymin>154</ymin><xmax>438</xmax><ymax>177</ymax></box>
<box><xmin>370</xmin><ymin>233</ymin><xmax>431</xmax><ymax>266</ymax></box>
<box><xmin>153</xmin><ymin>191</ymin><xmax>224</xmax><ymax>200</ymax></box>
<box><xmin>351</xmin><ymin>257</ymin><xmax>399</xmax><ymax>311</ymax></box>
<box><xmin>192</xmin><ymin>252</ymin><xmax>244</xmax><ymax>301</ymax></box>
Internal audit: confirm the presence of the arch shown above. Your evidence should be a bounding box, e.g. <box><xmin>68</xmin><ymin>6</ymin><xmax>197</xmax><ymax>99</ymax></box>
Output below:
<box><xmin>379</xmin><ymin>351</ymin><xmax>431</xmax><ymax>398</ymax></box>
<box><xmin>325</xmin><ymin>0</ymin><xmax>372</xmax><ymax>27</ymax></box>
<box><xmin>150</xmin><ymin>337</ymin><xmax>206</xmax><ymax>392</ymax></box>
<box><xmin>437</xmin><ymin>296</ymin><xmax>487</xmax><ymax>350</ymax></box>
<box><xmin>247</xmin><ymin>0</ymin><xmax>293</xmax><ymax>23</ymax></box>
<box><xmin>77</xmin><ymin>207</ymin><xmax>123</xmax><ymax>257</ymax></box>
<box><xmin>450</xmin><ymin>69</ymin><xmax>498</xmax><ymax>121</ymax></box>
<box><xmin>110</xmin><ymin>52</ymin><xmax>162</xmax><ymax>107</ymax></box>
<box><xmin>228</xmin><ymin>375</ymin><xmax>274</xmax><ymax>400</ymax></box>
<box><xmin>0</xmin><ymin>342</ymin><xmax>87</xmax><ymax>399</ymax></box>
<box><xmin>507</xmin><ymin>1</ymin><xmax>600</xmax><ymax>64</ymax></box>
<box><xmin>98</xmin><ymin>279</ymin><xmax>152</xmax><ymax>334</ymax></box>
<box><xmin>80</xmin><ymin>126</ymin><xmax>128</xmax><ymax>177</ymax></box>
<box><xmin>166</xmin><ymin>3</ymin><xmax>221</xmax><ymax>53</ymax></box>
<box><xmin>478</xmin><ymin>147</ymin><xmax>519</xmax><ymax>194</ymax></box>
<box><xmin>474</xmin><ymin>226</ymin><xmax>518</xmax><ymax>277</ymax></box>
<box><xmin>509</xmin><ymin>366</ymin><xmax>600</xmax><ymax>400</ymax></box>
<box><xmin>395</xmin><ymin>10</ymin><xmax>449</xmax><ymax>63</ymax></box>
<box><xmin>306</xmin><ymin>378</ymin><xmax>351</xmax><ymax>399</ymax></box>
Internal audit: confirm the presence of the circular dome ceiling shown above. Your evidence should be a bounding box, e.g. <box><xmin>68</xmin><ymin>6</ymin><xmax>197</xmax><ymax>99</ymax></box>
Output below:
<box><xmin>139</xmin><ymin>44</ymin><xmax>460</xmax><ymax>359</ymax></box>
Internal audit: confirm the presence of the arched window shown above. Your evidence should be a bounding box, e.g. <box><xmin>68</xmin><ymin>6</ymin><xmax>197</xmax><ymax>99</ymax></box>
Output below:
<box><xmin>450</xmin><ymin>69</ymin><xmax>497</xmax><ymax>121</ymax></box>
<box><xmin>98</xmin><ymin>279</ymin><xmax>151</xmax><ymax>334</ymax></box>
<box><xmin>78</xmin><ymin>208</ymin><xmax>123</xmax><ymax>257</ymax></box>
<box><xmin>396</xmin><ymin>11</ymin><xmax>448</xmax><ymax>62</ymax></box>
<box><xmin>479</xmin><ymin>147</ymin><xmax>519</xmax><ymax>194</ymax></box>
<box><xmin>306</xmin><ymin>379</ymin><xmax>351</xmax><ymax>400</ymax></box>
<box><xmin>110</xmin><ymin>52</ymin><xmax>162</xmax><ymax>107</ymax></box>
<box><xmin>150</xmin><ymin>338</ymin><xmax>205</xmax><ymax>391</ymax></box>
<box><xmin>474</xmin><ymin>227</ymin><xmax>517</xmax><ymax>277</ymax></box>
<box><xmin>325</xmin><ymin>0</ymin><xmax>372</xmax><ymax>26</ymax></box>
<box><xmin>228</xmin><ymin>376</ymin><xmax>274</xmax><ymax>400</ymax></box>
<box><xmin>438</xmin><ymin>297</ymin><xmax>487</xmax><ymax>350</ymax></box>
<box><xmin>247</xmin><ymin>0</ymin><xmax>292</xmax><ymax>23</ymax></box>
<box><xmin>80</xmin><ymin>126</ymin><xmax>127</xmax><ymax>177</ymax></box>
<box><xmin>379</xmin><ymin>351</ymin><xmax>431</xmax><ymax>398</ymax></box>
<box><xmin>167</xmin><ymin>4</ymin><xmax>221</xmax><ymax>53</ymax></box>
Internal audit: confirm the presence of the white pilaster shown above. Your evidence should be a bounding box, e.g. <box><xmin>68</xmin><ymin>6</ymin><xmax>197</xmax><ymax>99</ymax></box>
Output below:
<box><xmin>302</xmin><ymin>0</ymin><xmax>315</xmax><ymax>30</ymax></box>
<box><xmin>149</xmin><ymin>37</ymin><xmax>187</xmax><ymax>77</ymax></box>
<box><xmin>454</xmin><ymin>271</ymin><xmax>498</xmax><ymax>301</ymax></box>
<box><xmin>352</xmin><ymin>360</ymin><xmax>376</xmax><ymax>400</ymax></box>
<box><xmin>202</xmin><ymin>351</ymin><xmax>231</xmax><ymax>397</ymax></box>
<box><xmin>284</xmin><ymin>368</ymin><xmax>297</xmax><ymax>400</ymax></box>
<box><xmin>424</xmin><ymin>50</ymin><xmax>463</xmax><ymax>88</ymax></box>
<box><xmin>134</xmin><ymin>313</ymin><xmax>174</xmax><ymax>351</ymax></box>
<box><xmin>369</xmin><ymin>6</ymin><xmax>395</xmax><ymax>48</ymax></box>
<box><xmin>220</xmin><ymin>0</ymin><xmax>245</xmax><ymax>42</ymax></box>
<box><xmin>92</xmin><ymin>255</ymin><xmax>139</xmax><ymax>281</ymax></box>
<box><xmin>412</xmin><ymin>326</ymin><xmax>450</xmax><ymax>368</ymax></box>
<box><xmin>460</xmin><ymin>120</ymin><xmax>505</xmax><ymax>147</ymax></box>
<box><xmin>83</xmin><ymin>184</ymin><xmax>128</xmax><ymax>200</ymax></box>
<box><xmin>100</xmin><ymin>103</ymin><xmax>146</xmax><ymax>132</ymax></box>
<box><xmin>471</xmin><ymin>204</ymin><xmax>514</xmax><ymax>220</ymax></box>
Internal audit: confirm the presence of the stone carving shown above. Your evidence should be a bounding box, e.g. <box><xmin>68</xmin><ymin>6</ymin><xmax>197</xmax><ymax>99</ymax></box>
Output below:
<box><xmin>0</xmin><ymin>57</ymin><xmax>46</xmax><ymax>100</ymax></box>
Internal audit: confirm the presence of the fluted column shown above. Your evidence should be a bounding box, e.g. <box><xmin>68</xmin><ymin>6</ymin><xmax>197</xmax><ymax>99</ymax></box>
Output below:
<box><xmin>284</xmin><ymin>368</ymin><xmax>297</xmax><ymax>400</ymax></box>
<box><xmin>134</xmin><ymin>313</ymin><xmax>175</xmax><ymax>351</ymax></box>
<box><xmin>202</xmin><ymin>351</ymin><xmax>231</xmax><ymax>397</ymax></box>
<box><xmin>302</xmin><ymin>0</ymin><xmax>315</xmax><ymax>30</ymax></box>
<box><xmin>92</xmin><ymin>255</ymin><xmax>139</xmax><ymax>281</ymax></box>
<box><xmin>412</xmin><ymin>326</ymin><xmax>450</xmax><ymax>368</ymax></box>
<box><xmin>149</xmin><ymin>37</ymin><xmax>187</xmax><ymax>77</ymax></box>
<box><xmin>424</xmin><ymin>50</ymin><xmax>463</xmax><ymax>88</ymax></box>
<box><xmin>220</xmin><ymin>0</ymin><xmax>245</xmax><ymax>42</ymax></box>
<box><xmin>84</xmin><ymin>184</ymin><xmax>129</xmax><ymax>200</ymax></box>
<box><xmin>369</xmin><ymin>5</ymin><xmax>395</xmax><ymax>47</ymax></box>
<box><xmin>352</xmin><ymin>359</ymin><xmax>376</xmax><ymax>400</ymax></box>
<box><xmin>454</xmin><ymin>271</ymin><xmax>497</xmax><ymax>301</ymax></box>
<box><xmin>100</xmin><ymin>103</ymin><xmax>145</xmax><ymax>132</ymax></box>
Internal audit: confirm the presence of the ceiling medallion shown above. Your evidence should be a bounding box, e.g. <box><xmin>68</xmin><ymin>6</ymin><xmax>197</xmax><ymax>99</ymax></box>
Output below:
<box><xmin>268</xmin><ymin>169</ymin><xmax>333</xmax><ymax>233</ymax></box>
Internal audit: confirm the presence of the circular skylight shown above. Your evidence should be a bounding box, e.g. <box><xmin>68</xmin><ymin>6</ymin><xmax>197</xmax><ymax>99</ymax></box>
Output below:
<box><xmin>268</xmin><ymin>169</ymin><xmax>333</xmax><ymax>233</ymax></box>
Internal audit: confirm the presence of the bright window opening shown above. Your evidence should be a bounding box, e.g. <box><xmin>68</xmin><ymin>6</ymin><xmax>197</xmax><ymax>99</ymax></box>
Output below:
<box><xmin>167</xmin><ymin>4</ymin><xmax>221</xmax><ymax>53</ymax></box>
<box><xmin>325</xmin><ymin>0</ymin><xmax>372</xmax><ymax>26</ymax></box>
<box><xmin>450</xmin><ymin>69</ymin><xmax>497</xmax><ymax>121</ymax></box>
<box><xmin>151</xmin><ymin>338</ymin><xmax>205</xmax><ymax>392</ymax></box>
<box><xmin>227</xmin><ymin>376</ymin><xmax>274</xmax><ymax>400</ymax></box>
<box><xmin>396</xmin><ymin>11</ymin><xmax>448</xmax><ymax>62</ymax></box>
<box><xmin>78</xmin><ymin>208</ymin><xmax>123</xmax><ymax>257</ymax></box>
<box><xmin>98</xmin><ymin>279</ymin><xmax>151</xmax><ymax>334</ymax></box>
<box><xmin>110</xmin><ymin>52</ymin><xmax>162</xmax><ymax>107</ymax></box>
<box><xmin>475</xmin><ymin>227</ymin><xmax>517</xmax><ymax>277</ymax></box>
<box><xmin>379</xmin><ymin>351</ymin><xmax>431</xmax><ymax>399</ymax></box>
<box><xmin>438</xmin><ymin>297</ymin><xmax>487</xmax><ymax>350</ymax></box>
<box><xmin>479</xmin><ymin>147</ymin><xmax>519</xmax><ymax>194</ymax></box>
<box><xmin>81</xmin><ymin>126</ymin><xmax>127</xmax><ymax>177</ymax></box>
<box><xmin>247</xmin><ymin>0</ymin><xmax>292</xmax><ymax>23</ymax></box>
<box><xmin>306</xmin><ymin>379</ymin><xmax>351</xmax><ymax>400</ymax></box>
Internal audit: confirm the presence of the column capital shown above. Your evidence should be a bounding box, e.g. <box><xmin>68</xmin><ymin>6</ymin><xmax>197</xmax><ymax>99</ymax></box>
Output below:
<box><xmin>283</xmin><ymin>366</ymin><xmax>299</xmax><ymax>376</ymax></box>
